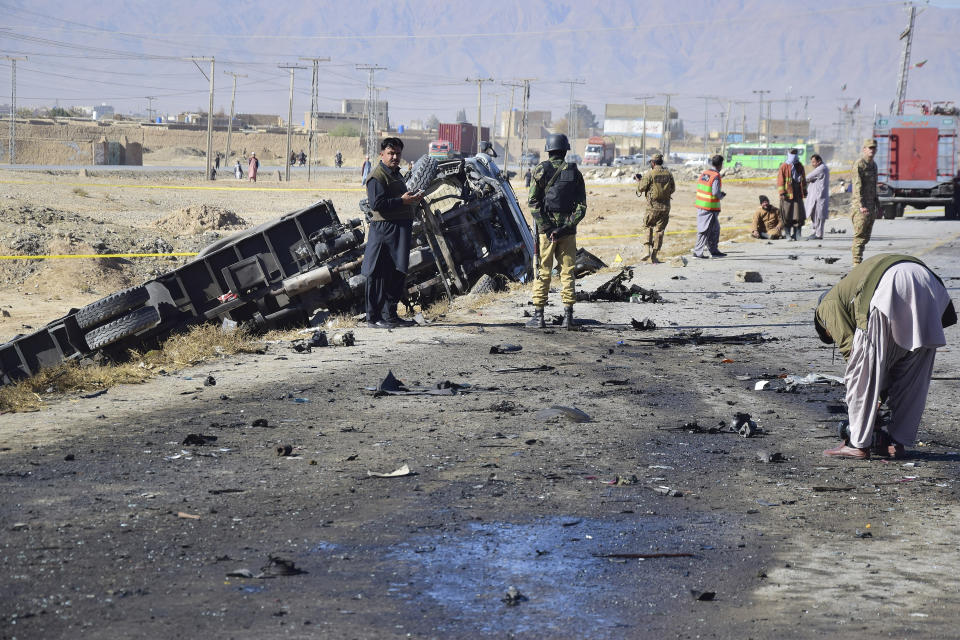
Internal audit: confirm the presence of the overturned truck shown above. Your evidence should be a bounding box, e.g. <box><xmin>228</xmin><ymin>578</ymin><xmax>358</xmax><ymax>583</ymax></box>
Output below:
<box><xmin>0</xmin><ymin>154</ymin><xmax>534</xmax><ymax>386</ymax></box>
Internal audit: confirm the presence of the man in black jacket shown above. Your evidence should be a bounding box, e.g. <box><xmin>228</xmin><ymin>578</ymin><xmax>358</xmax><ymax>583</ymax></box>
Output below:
<box><xmin>362</xmin><ymin>137</ymin><xmax>423</xmax><ymax>328</ymax></box>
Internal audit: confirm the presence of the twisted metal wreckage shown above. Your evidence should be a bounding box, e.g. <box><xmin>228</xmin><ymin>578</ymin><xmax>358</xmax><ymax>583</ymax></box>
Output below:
<box><xmin>0</xmin><ymin>154</ymin><xmax>536</xmax><ymax>385</ymax></box>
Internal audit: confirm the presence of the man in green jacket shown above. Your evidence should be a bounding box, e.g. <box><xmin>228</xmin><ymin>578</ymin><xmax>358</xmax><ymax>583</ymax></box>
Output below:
<box><xmin>814</xmin><ymin>254</ymin><xmax>956</xmax><ymax>459</ymax></box>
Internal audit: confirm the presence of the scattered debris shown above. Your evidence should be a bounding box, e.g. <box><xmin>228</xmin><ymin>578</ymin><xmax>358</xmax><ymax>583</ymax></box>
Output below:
<box><xmin>490</xmin><ymin>365</ymin><xmax>555</xmax><ymax>374</ymax></box>
<box><xmin>176</xmin><ymin>512</ymin><xmax>201</xmax><ymax>520</ymax></box>
<box><xmin>226</xmin><ymin>569</ymin><xmax>255</xmax><ymax>578</ymax></box>
<box><xmin>812</xmin><ymin>486</ymin><xmax>855</xmax><ymax>492</ymax></box>
<box><xmin>330</xmin><ymin>331</ymin><xmax>355</xmax><ymax>347</ymax></box>
<box><xmin>11</xmin><ymin>522</ymin><xmax>28</xmax><ymax>531</ymax></box>
<box><xmin>488</xmin><ymin>400</ymin><xmax>517</xmax><ymax>412</ymax></box>
<box><xmin>203</xmin><ymin>375</ymin><xmax>216</xmax><ymax>386</ymax></box>
<box><xmin>574</xmin><ymin>248</ymin><xmax>608</xmax><ymax>277</ymax></box>
<box><xmin>736</xmin><ymin>271</ymin><xmax>763</xmax><ymax>283</ymax></box>
<box><xmin>815</xmin><ymin>256</ymin><xmax>841</xmax><ymax>264</ymax></box>
<box><xmin>182</xmin><ymin>433</ymin><xmax>218</xmax><ymax>446</ymax></box>
<box><xmin>691</xmin><ymin>590</ymin><xmax>716</xmax><ymax>601</ymax></box>
<box><xmin>307</xmin><ymin>331</ymin><xmax>328</xmax><ymax>348</ymax></box>
<box><xmin>64</xmin><ymin>453</ymin><xmax>75</xmax><ymax>461</ymax></box>
<box><xmin>606</xmin><ymin>475</ymin><xmax>638</xmax><ymax>486</ymax></box>
<box><xmin>576</xmin><ymin>268</ymin><xmax>663</xmax><ymax>303</ymax></box>
<box><xmin>367</xmin><ymin>464</ymin><xmax>412</xmax><ymax>478</ymax></box>
<box><xmin>600</xmin><ymin>379</ymin><xmax>629</xmax><ymax>386</ymax></box>
<box><xmin>828</xmin><ymin>227</ymin><xmax>848</xmax><ymax>234</ymax></box>
<box><xmin>276</xmin><ymin>444</ymin><xmax>294</xmax><ymax>457</ymax></box>
<box><xmin>654</xmin><ymin>486</ymin><xmax>684</xmax><ymax>497</ymax></box>
<box><xmin>628</xmin><ymin>331</ymin><xmax>773</xmax><ymax>347</ymax></box>
<box><xmin>80</xmin><ymin>389</ymin><xmax>107</xmax><ymax>399</ymax></box>
<box><xmin>534</xmin><ymin>405</ymin><xmax>592</xmax><ymax>423</ymax></box>
<box><xmin>377</xmin><ymin>370</ymin><xmax>406</xmax><ymax>393</ymax></box>
<box><xmin>732</xmin><ymin>413</ymin><xmax>758</xmax><ymax>438</ymax></box>
<box><xmin>260</xmin><ymin>555</ymin><xmax>307</xmax><ymax>577</ymax></box>
<box><xmin>251</xmin><ymin>418</ymin><xmax>270</xmax><ymax>428</ymax></box>
<box><xmin>855</xmin><ymin>530</ymin><xmax>873</xmax><ymax>539</ymax></box>
<box><xmin>490</xmin><ymin>344</ymin><xmax>522</xmax><ymax>354</ymax></box>
<box><xmin>756</xmin><ymin>451</ymin><xmax>784</xmax><ymax>464</ymax></box>
<box><xmin>631</xmin><ymin>318</ymin><xmax>657</xmax><ymax>331</ymax></box>
<box><xmin>502</xmin><ymin>586</ymin><xmax>528</xmax><ymax>606</ymax></box>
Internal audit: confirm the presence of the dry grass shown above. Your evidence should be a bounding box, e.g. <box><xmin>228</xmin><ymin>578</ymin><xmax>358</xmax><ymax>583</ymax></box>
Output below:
<box><xmin>0</xmin><ymin>322</ymin><xmax>265</xmax><ymax>413</ymax></box>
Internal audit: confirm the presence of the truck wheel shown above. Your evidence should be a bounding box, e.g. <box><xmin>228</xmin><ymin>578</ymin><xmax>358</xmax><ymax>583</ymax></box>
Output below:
<box><xmin>75</xmin><ymin>285</ymin><xmax>150</xmax><ymax>330</ymax></box>
<box><xmin>405</xmin><ymin>155</ymin><xmax>439</xmax><ymax>194</ymax></box>
<box><xmin>84</xmin><ymin>306</ymin><xmax>161</xmax><ymax>351</ymax></box>
<box><xmin>881</xmin><ymin>204</ymin><xmax>897</xmax><ymax>220</ymax></box>
<box><xmin>895</xmin><ymin>203</ymin><xmax>905</xmax><ymax>218</ymax></box>
<box><xmin>947</xmin><ymin>203</ymin><xmax>959</xmax><ymax>220</ymax></box>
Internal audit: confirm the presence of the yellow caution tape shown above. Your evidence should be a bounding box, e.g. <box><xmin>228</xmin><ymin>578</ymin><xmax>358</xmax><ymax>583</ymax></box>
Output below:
<box><xmin>0</xmin><ymin>252</ymin><xmax>199</xmax><ymax>260</ymax></box>
<box><xmin>581</xmin><ymin>225</ymin><xmax>752</xmax><ymax>241</ymax></box>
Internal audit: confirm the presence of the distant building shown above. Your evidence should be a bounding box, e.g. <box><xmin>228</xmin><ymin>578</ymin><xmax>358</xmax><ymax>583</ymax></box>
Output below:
<box><xmin>603</xmin><ymin>103</ymin><xmax>681</xmax><ymax>139</ymax></box>
<box><xmin>236</xmin><ymin>113</ymin><xmax>285</xmax><ymax>128</ymax></box>
<box><xmin>91</xmin><ymin>104</ymin><xmax>115</xmax><ymax>121</ymax></box>
<box><xmin>303</xmin><ymin>98</ymin><xmax>389</xmax><ymax>133</ymax></box>
<box><xmin>500</xmin><ymin>110</ymin><xmax>551</xmax><ymax>138</ymax></box>
<box><xmin>760</xmin><ymin>118</ymin><xmax>810</xmax><ymax>141</ymax></box>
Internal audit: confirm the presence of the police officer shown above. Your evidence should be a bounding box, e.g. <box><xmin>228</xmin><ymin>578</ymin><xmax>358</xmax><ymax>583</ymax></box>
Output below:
<box><xmin>692</xmin><ymin>154</ymin><xmax>726</xmax><ymax>258</ymax></box>
<box><xmin>362</xmin><ymin>137</ymin><xmax>424</xmax><ymax>328</ymax></box>
<box><xmin>851</xmin><ymin>139</ymin><xmax>880</xmax><ymax>265</ymax></box>
<box><xmin>634</xmin><ymin>153</ymin><xmax>675</xmax><ymax>264</ymax></box>
<box><xmin>526</xmin><ymin>133</ymin><xmax>587</xmax><ymax>330</ymax></box>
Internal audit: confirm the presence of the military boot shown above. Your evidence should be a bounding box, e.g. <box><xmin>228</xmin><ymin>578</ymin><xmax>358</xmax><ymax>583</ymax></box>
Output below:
<box><xmin>560</xmin><ymin>305</ymin><xmax>575</xmax><ymax>330</ymax></box>
<box><xmin>526</xmin><ymin>307</ymin><xmax>546</xmax><ymax>328</ymax></box>
<box><xmin>639</xmin><ymin>244</ymin><xmax>652</xmax><ymax>262</ymax></box>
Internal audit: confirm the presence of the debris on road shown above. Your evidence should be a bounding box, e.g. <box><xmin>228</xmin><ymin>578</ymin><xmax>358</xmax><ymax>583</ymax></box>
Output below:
<box><xmin>502</xmin><ymin>586</ymin><xmax>528</xmax><ymax>606</ymax></box>
<box><xmin>182</xmin><ymin>433</ymin><xmax>218</xmax><ymax>446</ymax></box>
<box><xmin>260</xmin><ymin>555</ymin><xmax>307</xmax><ymax>577</ymax></box>
<box><xmin>574</xmin><ymin>248</ymin><xmax>608</xmax><ymax>277</ymax></box>
<box><xmin>577</xmin><ymin>268</ymin><xmax>663</xmax><ymax>303</ymax></box>
<box><xmin>691</xmin><ymin>590</ymin><xmax>716</xmax><ymax>601</ymax></box>
<box><xmin>176</xmin><ymin>512</ymin><xmax>201</xmax><ymax>520</ymax></box>
<box><xmin>631</xmin><ymin>318</ymin><xmax>657</xmax><ymax>331</ymax></box>
<box><xmin>367</xmin><ymin>464</ymin><xmax>412</xmax><ymax>478</ymax></box>
<box><xmin>736</xmin><ymin>271</ymin><xmax>763</xmax><ymax>283</ymax></box>
<box><xmin>756</xmin><ymin>451</ymin><xmax>785</xmax><ymax>464</ymax></box>
<box><xmin>654</xmin><ymin>486</ymin><xmax>684</xmax><ymax>497</ymax></box>
<box><xmin>490</xmin><ymin>344</ymin><xmax>522</xmax><ymax>354</ymax></box>
<box><xmin>593</xmin><ymin>552</ymin><xmax>695</xmax><ymax>559</ymax></box>
<box><xmin>276</xmin><ymin>444</ymin><xmax>294</xmax><ymax>457</ymax></box>
<box><xmin>629</xmin><ymin>331</ymin><xmax>773</xmax><ymax>347</ymax></box>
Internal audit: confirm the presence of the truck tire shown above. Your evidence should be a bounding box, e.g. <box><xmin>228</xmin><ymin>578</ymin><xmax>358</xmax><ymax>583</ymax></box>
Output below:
<box><xmin>75</xmin><ymin>285</ymin><xmax>150</xmax><ymax>330</ymax></box>
<box><xmin>405</xmin><ymin>155</ymin><xmax>439</xmax><ymax>194</ymax></box>
<box><xmin>947</xmin><ymin>203</ymin><xmax>959</xmax><ymax>220</ymax></box>
<box><xmin>895</xmin><ymin>203</ymin><xmax>905</xmax><ymax>218</ymax></box>
<box><xmin>881</xmin><ymin>203</ymin><xmax>897</xmax><ymax>220</ymax></box>
<box><xmin>84</xmin><ymin>306</ymin><xmax>162</xmax><ymax>351</ymax></box>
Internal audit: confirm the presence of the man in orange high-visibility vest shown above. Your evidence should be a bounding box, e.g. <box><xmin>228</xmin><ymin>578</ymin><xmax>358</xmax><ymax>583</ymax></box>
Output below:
<box><xmin>692</xmin><ymin>154</ymin><xmax>726</xmax><ymax>258</ymax></box>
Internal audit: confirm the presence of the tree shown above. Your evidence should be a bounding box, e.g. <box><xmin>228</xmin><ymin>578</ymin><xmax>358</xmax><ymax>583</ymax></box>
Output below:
<box><xmin>425</xmin><ymin>114</ymin><xmax>440</xmax><ymax>130</ymax></box>
<box><xmin>49</xmin><ymin>107</ymin><xmax>72</xmax><ymax>118</ymax></box>
<box><xmin>329</xmin><ymin>124</ymin><xmax>361</xmax><ymax>137</ymax></box>
<box><xmin>455</xmin><ymin>108</ymin><xmax>468</xmax><ymax>123</ymax></box>
<box><xmin>564</xmin><ymin>104</ymin><xmax>599</xmax><ymax>135</ymax></box>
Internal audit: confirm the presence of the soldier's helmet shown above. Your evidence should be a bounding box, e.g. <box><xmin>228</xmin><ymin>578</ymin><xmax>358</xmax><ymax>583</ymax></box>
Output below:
<box><xmin>545</xmin><ymin>133</ymin><xmax>571</xmax><ymax>152</ymax></box>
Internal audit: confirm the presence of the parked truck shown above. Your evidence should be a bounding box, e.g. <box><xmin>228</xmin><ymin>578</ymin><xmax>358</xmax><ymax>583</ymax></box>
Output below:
<box><xmin>873</xmin><ymin>100</ymin><xmax>959</xmax><ymax>219</ymax></box>
<box><xmin>0</xmin><ymin>154</ymin><xmax>534</xmax><ymax>386</ymax></box>
<box><xmin>583</xmin><ymin>136</ymin><xmax>614</xmax><ymax>166</ymax></box>
<box><xmin>430</xmin><ymin>123</ymin><xmax>491</xmax><ymax>159</ymax></box>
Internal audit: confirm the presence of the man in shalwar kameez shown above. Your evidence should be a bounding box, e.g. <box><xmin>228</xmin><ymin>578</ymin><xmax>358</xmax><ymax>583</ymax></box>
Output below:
<box><xmin>804</xmin><ymin>154</ymin><xmax>830</xmax><ymax>240</ymax></box>
<box><xmin>815</xmin><ymin>254</ymin><xmax>956</xmax><ymax>459</ymax></box>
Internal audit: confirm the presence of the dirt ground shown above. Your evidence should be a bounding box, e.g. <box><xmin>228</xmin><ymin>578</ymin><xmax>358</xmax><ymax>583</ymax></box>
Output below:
<box><xmin>2</xmin><ymin>160</ymin><xmax>959</xmax><ymax>639</ymax></box>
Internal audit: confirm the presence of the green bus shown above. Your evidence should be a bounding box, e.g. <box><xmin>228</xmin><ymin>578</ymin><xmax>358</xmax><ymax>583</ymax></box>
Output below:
<box><xmin>725</xmin><ymin>142</ymin><xmax>813</xmax><ymax>170</ymax></box>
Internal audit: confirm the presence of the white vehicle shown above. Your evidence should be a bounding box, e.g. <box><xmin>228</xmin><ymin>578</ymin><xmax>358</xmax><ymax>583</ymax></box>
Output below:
<box><xmin>612</xmin><ymin>155</ymin><xmax>634</xmax><ymax>166</ymax></box>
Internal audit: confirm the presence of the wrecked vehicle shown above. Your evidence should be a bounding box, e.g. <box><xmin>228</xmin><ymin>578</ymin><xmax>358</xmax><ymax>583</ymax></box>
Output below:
<box><xmin>0</xmin><ymin>154</ymin><xmax>534</xmax><ymax>385</ymax></box>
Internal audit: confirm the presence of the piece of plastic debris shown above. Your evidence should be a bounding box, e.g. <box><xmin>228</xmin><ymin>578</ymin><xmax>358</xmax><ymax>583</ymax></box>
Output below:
<box><xmin>502</xmin><ymin>586</ymin><xmax>528</xmax><ymax>606</ymax></box>
<box><xmin>177</xmin><ymin>512</ymin><xmax>201</xmax><ymax>520</ymax></box>
<box><xmin>226</xmin><ymin>569</ymin><xmax>254</xmax><ymax>578</ymax></box>
<box><xmin>367</xmin><ymin>464</ymin><xmax>412</xmax><ymax>478</ymax></box>
<box><xmin>754</xmin><ymin>380</ymin><xmax>770</xmax><ymax>390</ymax></box>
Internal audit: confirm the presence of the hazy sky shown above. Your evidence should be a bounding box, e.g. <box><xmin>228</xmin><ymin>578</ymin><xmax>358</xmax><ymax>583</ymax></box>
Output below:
<box><xmin>1</xmin><ymin>0</ymin><xmax>957</xmax><ymax>140</ymax></box>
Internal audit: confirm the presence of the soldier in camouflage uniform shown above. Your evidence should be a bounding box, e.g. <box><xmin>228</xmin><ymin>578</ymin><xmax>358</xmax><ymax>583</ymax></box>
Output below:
<box><xmin>634</xmin><ymin>153</ymin><xmax>675</xmax><ymax>264</ymax></box>
<box><xmin>526</xmin><ymin>133</ymin><xmax>587</xmax><ymax>330</ymax></box>
<box><xmin>851</xmin><ymin>139</ymin><xmax>880</xmax><ymax>265</ymax></box>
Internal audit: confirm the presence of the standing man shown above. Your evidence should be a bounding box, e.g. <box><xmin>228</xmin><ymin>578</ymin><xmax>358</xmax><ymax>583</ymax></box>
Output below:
<box><xmin>247</xmin><ymin>152</ymin><xmax>259</xmax><ymax>183</ymax></box>
<box><xmin>815</xmin><ymin>254</ymin><xmax>956</xmax><ymax>459</ymax></box>
<box><xmin>751</xmin><ymin>195</ymin><xmax>783</xmax><ymax>239</ymax></box>
<box><xmin>804</xmin><ymin>154</ymin><xmax>830</xmax><ymax>240</ymax></box>
<box><xmin>634</xmin><ymin>153</ymin><xmax>675</xmax><ymax>264</ymax></box>
<box><xmin>777</xmin><ymin>148</ymin><xmax>807</xmax><ymax>241</ymax></box>
<box><xmin>526</xmin><ymin>133</ymin><xmax>587</xmax><ymax>330</ymax></box>
<box><xmin>851</xmin><ymin>139</ymin><xmax>880</xmax><ymax>265</ymax></box>
<box><xmin>360</xmin><ymin>155</ymin><xmax>372</xmax><ymax>184</ymax></box>
<box><xmin>692</xmin><ymin>154</ymin><xmax>726</xmax><ymax>259</ymax></box>
<box><xmin>362</xmin><ymin>137</ymin><xmax>424</xmax><ymax>329</ymax></box>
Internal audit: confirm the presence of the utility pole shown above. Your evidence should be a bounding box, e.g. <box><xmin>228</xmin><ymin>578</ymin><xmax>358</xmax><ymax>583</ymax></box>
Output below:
<box><xmin>732</xmin><ymin>100</ymin><xmax>749</xmax><ymax>144</ymax></box>
<box><xmin>785</xmin><ymin>86</ymin><xmax>792</xmax><ymax>123</ymax></box>
<box><xmin>4</xmin><ymin>56</ymin><xmax>25</xmax><ymax>165</ymax></box>
<box><xmin>357</xmin><ymin>65</ymin><xmax>386</xmax><ymax>160</ymax></box>
<box><xmin>799</xmin><ymin>95</ymin><xmax>814</xmax><ymax>139</ymax></box>
<box><xmin>721</xmin><ymin>99</ymin><xmax>732</xmax><ymax>157</ymax></box>
<box><xmin>145</xmin><ymin>95</ymin><xmax>157</xmax><ymax>123</ymax></box>
<box><xmin>501</xmin><ymin>82</ymin><xmax>518</xmax><ymax>174</ymax></box>
<box><xmin>300</xmin><ymin>57</ymin><xmax>330</xmax><ymax>182</ymax></box>
<box><xmin>491</xmin><ymin>93</ymin><xmax>500</xmax><ymax>151</ymax></box>
<box><xmin>279</xmin><ymin>64</ymin><xmax>307</xmax><ymax>183</ymax></box>
<box><xmin>634</xmin><ymin>95</ymin><xmax>654</xmax><ymax>159</ymax></box>
<box><xmin>465</xmin><ymin>77</ymin><xmax>494</xmax><ymax>154</ymax></box>
<box><xmin>752</xmin><ymin>89</ymin><xmax>770</xmax><ymax>144</ymax></box>
<box><xmin>559</xmin><ymin>78</ymin><xmax>586</xmax><ymax>156</ymax></box>
<box><xmin>188</xmin><ymin>57</ymin><xmax>215</xmax><ymax>180</ymax></box>
<box><xmin>660</xmin><ymin>93</ymin><xmax>677</xmax><ymax>159</ymax></box>
<box><xmin>696</xmin><ymin>95</ymin><xmax>714</xmax><ymax>157</ymax></box>
<box><xmin>520</xmin><ymin>79</ymin><xmax>532</xmax><ymax>168</ymax></box>
<box><xmin>223</xmin><ymin>72</ymin><xmax>246</xmax><ymax>170</ymax></box>
<box><xmin>895</xmin><ymin>2</ymin><xmax>917</xmax><ymax>115</ymax></box>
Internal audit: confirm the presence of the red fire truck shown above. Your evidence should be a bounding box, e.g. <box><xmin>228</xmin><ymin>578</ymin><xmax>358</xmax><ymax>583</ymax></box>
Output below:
<box><xmin>873</xmin><ymin>100</ymin><xmax>959</xmax><ymax>219</ymax></box>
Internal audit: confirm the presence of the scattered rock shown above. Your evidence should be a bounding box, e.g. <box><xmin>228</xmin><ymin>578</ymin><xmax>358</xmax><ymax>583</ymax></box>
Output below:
<box><xmin>534</xmin><ymin>405</ymin><xmax>592</xmax><ymax>423</ymax></box>
<box><xmin>736</xmin><ymin>270</ymin><xmax>762</xmax><ymax>283</ymax></box>
<box><xmin>756</xmin><ymin>451</ymin><xmax>784</xmax><ymax>464</ymax></box>
<box><xmin>502</xmin><ymin>586</ymin><xmax>527</xmax><ymax>606</ymax></box>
